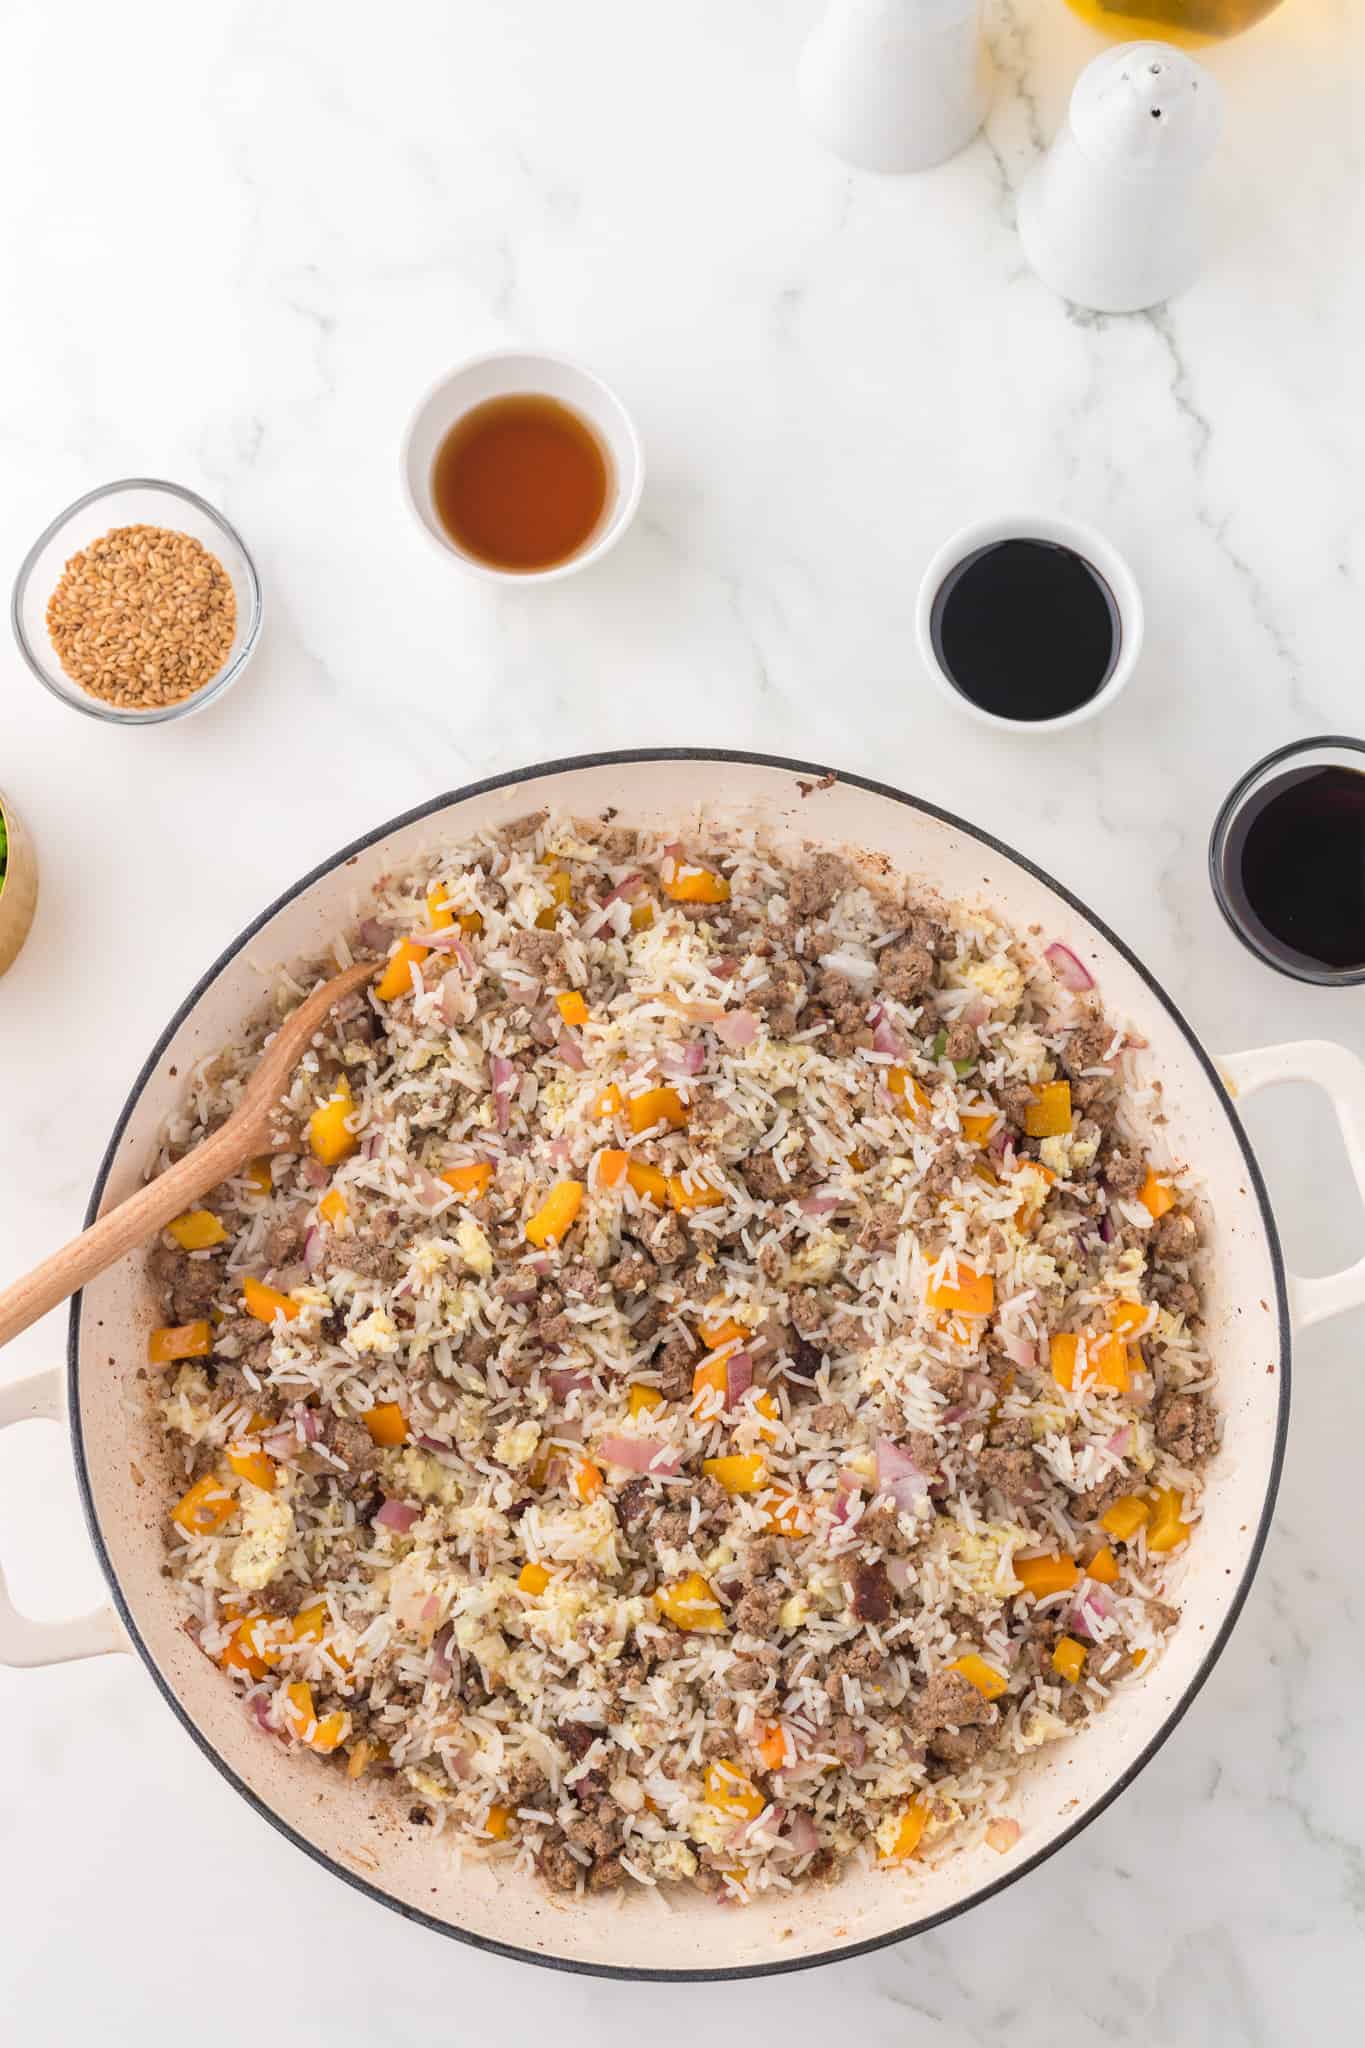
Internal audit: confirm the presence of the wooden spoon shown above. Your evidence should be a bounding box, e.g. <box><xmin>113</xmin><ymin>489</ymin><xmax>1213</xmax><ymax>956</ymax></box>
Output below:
<box><xmin>0</xmin><ymin>959</ymin><xmax>378</xmax><ymax>1350</ymax></box>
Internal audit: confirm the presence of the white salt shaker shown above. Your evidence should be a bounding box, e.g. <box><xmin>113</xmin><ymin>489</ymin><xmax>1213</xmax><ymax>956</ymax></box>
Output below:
<box><xmin>1017</xmin><ymin>42</ymin><xmax>1224</xmax><ymax>315</ymax></box>
<box><xmin>798</xmin><ymin>0</ymin><xmax>992</xmax><ymax>175</ymax></box>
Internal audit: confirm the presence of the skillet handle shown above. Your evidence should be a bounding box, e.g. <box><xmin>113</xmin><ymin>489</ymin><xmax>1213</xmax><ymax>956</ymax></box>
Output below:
<box><xmin>1220</xmin><ymin>1039</ymin><xmax>1365</xmax><ymax>1330</ymax></box>
<box><xmin>0</xmin><ymin>1366</ymin><xmax>127</xmax><ymax>1666</ymax></box>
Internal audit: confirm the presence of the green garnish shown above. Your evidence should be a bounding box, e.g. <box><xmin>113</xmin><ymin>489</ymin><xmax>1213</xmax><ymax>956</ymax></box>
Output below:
<box><xmin>930</xmin><ymin>1026</ymin><xmax>974</xmax><ymax>1078</ymax></box>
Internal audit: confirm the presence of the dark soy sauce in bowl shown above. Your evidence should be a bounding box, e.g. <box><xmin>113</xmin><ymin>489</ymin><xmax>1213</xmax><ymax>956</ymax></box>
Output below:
<box><xmin>930</xmin><ymin>539</ymin><xmax>1121</xmax><ymax>723</ymax></box>
<box><xmin>1217</xmin><ymin>761</ymin><xmax>1365</xmax><ymax>978</ymax></box>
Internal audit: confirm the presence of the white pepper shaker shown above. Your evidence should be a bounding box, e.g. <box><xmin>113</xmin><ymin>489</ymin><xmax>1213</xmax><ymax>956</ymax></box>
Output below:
<box><xmin>1017</xmin><ymin>42</ymin><xmax>1224</xmax><ymax>315</ymax></box>
<box><xmin>798</xmin><ymin>0</ymin><xmax>992</xmax><ymax>175</ymax></box>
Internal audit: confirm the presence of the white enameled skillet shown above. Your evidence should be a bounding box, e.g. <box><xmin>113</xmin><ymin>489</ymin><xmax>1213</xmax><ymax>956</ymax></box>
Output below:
<box><xmin>5</xmin><ymin>750</ymin><xmax>1364</xmax><ymax>1979</ymax></box>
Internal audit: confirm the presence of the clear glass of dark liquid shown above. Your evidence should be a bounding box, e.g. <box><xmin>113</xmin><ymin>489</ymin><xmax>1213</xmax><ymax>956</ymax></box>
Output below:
<box><xmin>1209</xmin><ymin>737</ymin><xmax>1365</xmax><ymax>986</ymax></box>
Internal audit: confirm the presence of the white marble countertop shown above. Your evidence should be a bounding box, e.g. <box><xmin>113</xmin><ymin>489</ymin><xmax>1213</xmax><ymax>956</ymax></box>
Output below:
<box><xmin>2</xmin><ymin>0</ymin><xmax>1363</xmax><ymax>2037</ymax></box>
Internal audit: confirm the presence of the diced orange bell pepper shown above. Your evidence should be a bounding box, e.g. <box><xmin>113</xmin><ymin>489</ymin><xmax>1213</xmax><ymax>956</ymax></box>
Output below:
<box><xmin>442</xmin><ymin>1160</ymin><xmax>493</xmax><ymax>1199</ymax></box>
<box><xmin>668</xmin><ymin>1171</ymin><xmax>723</xmax><ymax>1211</ymax></box>
<box><xmin>1139</xmin><ymin>1170</ymin><xmax>1177</xmax><ymax>1219</ymax></box>
<box><xmin>627</xmin><ymin>1086</ymin><xmax>687</xmax><ymax>1134</ymax></box>
<box><xmin>698</xmin><ymin>1313</ymin><xmax>747</xmax><ymax>1349</ymax></box>
<box><xmin>594</xmin><ymin>1148</ymin><xmax>629</xmax><ymax>1190</ymax></box>
<box><xmin>518</xmin><ymin>1562</ymin><xmax>550</xmax><ymax>1596</ymax></box>
<box><xmin>1110</xmin><ymin>1299</ymin><xmax>1150</xmax><ymax>1341</ymax></box>
<box><xmin>363</xmin><ymin>1402</ymin><xmax>407</xmax><ymax>1448</ymax></box>
<box><xmin>961</xmin><ymin>1112</ymin><xmax>997</xmax><ymax>1147</ymax></box>
<box><xmin>1013</xmin><ymin>1552</ymin><xmax>1080</xmax><ymax>1598</ymax></box>
<box><xmin>626</xmin><ymin>1159</ymin><xmax>669</xmax><ymax>1205</ymax></box>
<box><xmin>949</xmin><ymin>1653</ymin><xmax>1007</xmax><ymax>1701</ymax></box>
<box><xmin>1024</xmin><ymin>1080</ymin><xmax>1072</xmax><ymax>1138</ymax></box>
<box><xmin>663</xmin><ymin>862</ymin><xmax>730</xmax><ymax>904</ymax></box>
<box><xmin>555</xmin><ymin>990</ymin><xmax>589</xmax><ymax>1028</ymax></box>
<box><xmin>148</xmin><ymin>1320</ymin><xmax>212</xmax><ymax>1365</ymax></box>
<box><xmin>219</xmin><ymin>1611</ymin><xmax>284</xmax><ymax>1680</ymax></box>
<box><xmin>628</xmin><ymin>1384</ymin><xmax>664</xmax><ymax>1419</ymax></box>
<box><xmin>347</xmin><ymin>1738</ymin><xmax>386</xmax><ymax>1779</ymax></box>
<box><xmin>291</xmin><ymin>1602</ymin><xmax>329</xmax><ymax>1645</ymax></box>
<box><xmin>1146</xmin><ymin>1485</ymin><xmax>1191</xmax><ymax>1553</ymax></box>
<box><xmin>535</xmin><ymin>870</ymin><xmax>574</xmax><ymax>928</ymax></box>
<box><xmin>702</xmin><ymin>1453</ymin><xmax>766</xmax><ymax>1495</ymax></box>
<box><xmin>1052</xmin><ymin>1637</ymin><xmax>1087</xmax><ymax>1683</ymax></box>
<box><xmin>526</xmin><ymin>1179</ymin><xmax>585</xmax><ymax>1247</ymax></box>
<box><xmin>629</xmin><ymin>898</ymin><xmax>655</xmax><ymax>930</ymax></box>
<box><xmin>1050</xmin><ymin>1331</ymin><xmax>1130</xmax><ymax>1394</ymax></box>
<box><xmin>246</xmin><ymin>1157</ymin><xmax>274</xmax><ymax>1194</ymax></box>
<box><xmin>225</xmin><ymin>1441</ymin><xmax>277</xmax><ymax>1492</ymax></box>
<box><xmin>879</xmin><ymin>1801</ymin><xmax>929</xmax><ymax>1862</ymax></box>
<box><xmin>762</xmin><ymin>1488</ymin><xmax>812</xmax><ymax>1539</ymax></box>
<box><xmin>1086</xmin><ymin>1545</ymin><xmax>1120</xmax><ymax>1586</ymax></box>
<box><xmin>926</xmin><ymin>1263</ymin><xmax>994</xmax><ymax>1317</ymax></box>
<box><xmin>168</xmin><ymin>1209</ymin><xmax>228</xmax><ymax>1251</ymax></box>
<box><xmin>375</xmin><ymin>939</ymin><xmax>429</xmax><ymax>1003</ymax></box>
<box><xmin>888</xmin><ymin>1066</ymin><xmax>931</xmax><ymax>1116</ymax></box>
<box><xmin>705</xmin><ymin>1759</ymin><xmax>765</xmax><ymax>1819</ymax></box>
<box><xmin>243</xmin><ymin>1275</ymin><xmax>301</xmax><ymax>1325</ymax></box>
<box><xmin>691</xmin><ymin>1353</ymin><xmax>728</xmax><ymax>1414</ymax></box>
<box><xmin>484</xmin><ymin>1803</ymin><xmax>512</xmax><ymax>1839</ymax></box>
<box><xmin>172</xmin><ymin>1473</ymin><xmax>237</xmax><ymax>1537</ymax></box>
<box><xmin>427</xmin><ymin>882</ymin><xmax>454</xmax><ymax>928</ymax></box>
<box><xmin>319</xmin><ymin>1187</ymin><xmax>348</xmax><ymax>1227</ymax></box>
<box><xmin>309</xmin><ymin>1074</ymin><xmax>358</xmax><ymax>1166</ymax></box>
<box><xmin>594</xmin><ymin>1083</ymin><xmax>624</xmax><ymax>1119</ymax></box>
<box><xmin>1100</xmin><ymin>1494</ymin><xmax>1151</xmax><ymax>1542</ymax></box>
<box><xmin>283</xmin><ymin>1680</ymin><xmax>348</xmax><ymax>1753</ymax></box>
<box><xmin>755</xmin><ymin>1721</ymin><xmax>789</xmax><ymax>1772</ymax></box>
<box><xmin>572</xmin><ymin>1456</ymin><xmax>604</xmax><ymax>1503</ymax></box>
<box><xmin>655</xmin><ymin>1572</ymin><xmax>727</xmax><ymax>1632</ymax></box>
<box><xmin>752</xmin><ymin>1391</ymin><xmax>781</xmax><ymax>1444</ymax></box>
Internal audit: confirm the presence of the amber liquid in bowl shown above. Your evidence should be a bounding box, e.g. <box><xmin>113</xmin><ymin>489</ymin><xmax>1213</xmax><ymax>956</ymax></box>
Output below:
<box><xmin>1062</xmin><ymin>0</ymin><xmax>1283</xmax><ymax>45</ymax></box>
<box><xmin>431</xmin><ymin>394</ymin><xmax>610</xmax><ymax>573</ymax></box>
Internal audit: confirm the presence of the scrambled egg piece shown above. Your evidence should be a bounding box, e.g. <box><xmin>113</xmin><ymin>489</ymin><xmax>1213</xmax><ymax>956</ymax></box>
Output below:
<box><xmin>959</xmin><ymin>955</ymin><xmax>1025</xmax><ymax>1016</ymax></box>
<box><xmin>648</xmin><ymin>1838</ymin><xmax>698</xmax><ymax>1883</ymax></box>
<box><xmin>1019</xmin><ymin>1706</ymin><xmax>1069</xmax><ymax>1750</ymax></box>
<box><xmin>390</xmin><ymin>1446</ymin><xmax>465</xmax><ymax>1508</ymax></box>
<box><xmin>494</xmin><ymin>1419</ymin><xmax>541</xmax><ymax>1468</ymax></box>
<box><xmin>943</xmin><ymin>1520</ymin><xmax>1029</xmax><ymax>1607</ymax></box>
<box><xmin>230</xmin><ymin>1484</ymin><xmax>295</xmax><ymax>1591</ymax></box>
<box><xmin>779</xmin><ymin>1591</ymin><xmax>812</xmax><ymax>1631</ymax></box>
<box><xmin>789</xmin><ymin>1236</ymin><xmax>840</xmax><ymax>1285</ymax></box>
<box><xmin>455</xmin><ymin>1219</ymin><xmax>494</xmax><ymax>1276</ymax></box>
<box><xmin>351</xmin><ymin>1309</ymin><xmax>401</xmax><ymax>1357</ymax></box>
<box><xmin>689</xmin><ymin>1802</ymin><xmax>736</xmax><ymax>1854</ymax></box>
<box><xmin>530</xmin><ymin>1498</ymin><xmax>622</xmax><ymax>1575</ymax></box>
<box><xmin>161</xmin><ymin>1365</ymin><xmax>215</xmax><ymax>1442</ymax></box>
<box><xmin>409</xmin><ymin>1238</ymin><xmax>453</xmax><ymax>1283</ymax></box>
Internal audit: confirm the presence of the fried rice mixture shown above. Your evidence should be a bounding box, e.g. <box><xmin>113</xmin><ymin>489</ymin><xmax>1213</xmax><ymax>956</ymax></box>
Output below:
<box><xmin>148</xmin><ymin>813</ymin><xmax>1218</xmax><ymax>1902</ymax></box>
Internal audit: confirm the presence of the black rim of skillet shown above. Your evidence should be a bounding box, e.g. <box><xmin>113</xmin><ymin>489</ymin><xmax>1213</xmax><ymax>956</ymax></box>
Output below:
<box><xmin>69</xmin><ymin>746</ymin><xmax>1291</xmax><ymax>1982</ymax></box>
<box><xmin>1208</xmin><ymin>733</ymin><xmax>1365</xmax><ymax>988</ymax></box>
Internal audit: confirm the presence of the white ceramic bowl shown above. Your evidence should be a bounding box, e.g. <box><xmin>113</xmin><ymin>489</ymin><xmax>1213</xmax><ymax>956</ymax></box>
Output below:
<box><xmin>400</xmin><ymin>351</ymin><xmax>644</xmax><ymax>583</ymax></box>
<box><xmin>915</xmin><ymin>513</ymin><xmax>1144</xmax><ymax>734</ymax></box>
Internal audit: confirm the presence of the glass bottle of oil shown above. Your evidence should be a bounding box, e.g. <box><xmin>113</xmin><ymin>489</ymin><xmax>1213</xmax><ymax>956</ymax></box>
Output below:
<box><xmin>1062</xmin><ymin>0</ymin><xmax>1281</xmax><ymax>46</ymax></box>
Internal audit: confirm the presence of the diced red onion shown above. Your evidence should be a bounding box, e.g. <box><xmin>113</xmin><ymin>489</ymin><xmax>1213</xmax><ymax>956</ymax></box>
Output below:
<box><xmin>358</xmin><ymin>917</ymin><xmax>391</xmax><ymax>951</ymax></box>
<box><xmin>999</xmin><ymin>1329</ymin><xmax>1037</xmax><ymax>1371</ymax></box>
<box><xmin>830</xmin><ymin>1488</ymin><xmax>857</xmax><ymax>1526</ymax></box>
<box><xmin>361</xmin><ymin>1132</ymin><xmax>383</xmax><ymax>1161</ymax></box>
<box><xmin>712</xmin><ymin>956</ymin><xmax>738</xmax><ymax>980</ymax></box>
<box><xmin>962</xmin><ymin>996</ymin><xmax>990</xmax><ymax>1030</ymax></box>
<box><xmin>726</xmin><ymin>1352</ymin><xmax>753</xmax><ymax>1405</ymax></box>
<box><xmin>438</xmin><ymin>970</ymin><xmax>465</xmax><ymax>1026</ymax></box>
<box><xmin>714</xmin><ymin>1009</ymin><xmax>758</xmax><ymax>1050</ymax></box>
<box><xmin>412</xmin><ymin>1167</ymin><xmax>450</xmax><ymax>1208</ymax></box>
<box><xmin>602</xmin><ymin>871</ymin><xmax>643</xmax><ymax>906</ymax></box>
<box><xmin>556</xmin><ymin>1031</ymin><xmax>586</xmax><ymax>1071</ymax></box>
<box><xmin>248</xmin><ymin>1691</ymin><xmax>275</xmax><ymax>1733</ymax></box>
<box><xmin>662</xmin><ymin>841</ymin><xmax>684</xmax><ymax>862</ymax></box>
<box><xmin>940</xmin><ymin>1404</ymin><xmax>969</xmax><ymax>1425</ymax></box>
<box><xmin>886</xmin><ymin>1556</ymin><xmax>913</xmax><ymax>1591</ymax></box>
<box><xmin>549</xmin><ymin>1138</ymin><xmax>572</xmax><ymax>1166</ymax></box>
<box><xmin>662</xmin><ymin>1040</ymin><xmax>705</xmax><ymax>1078</ymax></box>
<box><xmin>877</xmin><ymin>1436</ymin><xmax>931</xmax><ymax>1511</ymax></box>
<box><xmin>872</xmin><ymin>1014</ymin><xmax>906</xmax><ymax>1059</ymax></box>
<box><xmin>303</xmin><ymin>1157</ymin><xmax>329</xmax><ymax>1188</ymax></box>
<box><xmin>375</xmin><ymin>1498</ymin><xmax>419</xmax><ymax>1533</ymax></box>
<box><xmin>262</xmin><ymin>1428</ymin><xmax>297</xmax><ymax>1460</ymax></box>
<box><xmin>783</xmin><ymin>1809</ymin><xmax>820</xmax><ymax>1856</ymax></box>
<box><xmin>445</xmin><ymin>1745</ymin><xmax>472</xmax><ymax>1779</ymax></box>
<box><xmin>500</xmin><ymin>1279</ymin><xmax>538</xmax><ymax>1305</ymax></box>
<box><xmin>431</xmin><ymin>1623</ymin><xmax>454</xmax><ymax>1681</ymax></box>
<box><xmin>598</xmin><ymin>1434</ymin><xmax>683</xmax><ymax>1476</ymax></box>
<box><xmin>420</xmin><ymin>1593</ymin><xmax>440</xmax><ymax>1623</ymax></box>
<box><xmin>986</xmin><ymin>1817</ymin><xmax>1021</xmax><ymax>1854</ymax></box>
<box><xmin>797</xmin><ymin>1191</ymin><xmax>840</xmax><ymax>1217</ymax></box>
<box><xmin>1070</xmin><ymin>1583</ymin><xmax>1113</xmax><ymax>1640</ymax></box>
<box><xmin>1106</xmin><ymin>1424</ymin><xmax>1132</xmax><ymax>1458</ymax></box>
<box><xmin>302</xmin><ymin>1225</ymin><xmax>323</xmax><ymax>1272</ymax></box>
<box><xmin>417</xmin><ymin>1432</ymin><xmax>453</xmax><ymax>1452</ymax></box>
<box><xmin>1045</xmin><ymin>942</ymin><xmax>1095</xmax><ymax>993</ymax></box>
<box><xmin>490</xmin><ymin>1054</ymin><xmax>516</xmax><ymax>1134</ymax></box>
<box><xmin>293</xmin><ymin>1403</ymin><xmax>320</xmax><ymax>1444</ymax></box>
<box><xmin>426</xmin><ymin>930</ymin><xmax>475</xmax><ymax>968</ymax></box>
<box><xmin>549</xmin><ymin>1368</ymin><xmax>593</xmax><ymax>1399</ymax></box>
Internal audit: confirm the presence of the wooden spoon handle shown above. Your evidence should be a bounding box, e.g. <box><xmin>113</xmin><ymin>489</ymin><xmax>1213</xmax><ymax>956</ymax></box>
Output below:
<box><xmin>0</xmin><ymin>1122</ymin><xmax>251</xmax><ymax>1350</ymax></box>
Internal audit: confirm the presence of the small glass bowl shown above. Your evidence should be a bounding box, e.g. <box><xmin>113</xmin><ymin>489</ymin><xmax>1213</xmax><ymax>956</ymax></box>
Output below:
<box><xmin>11</xmin><ymin>479</ymin><xmax>263</xmax><ymax>726</ymax></box>
<box><xmin>1209</xmin><ymin>734</ymin><xmax>1365</xmax><ymax>986</ymax></box>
